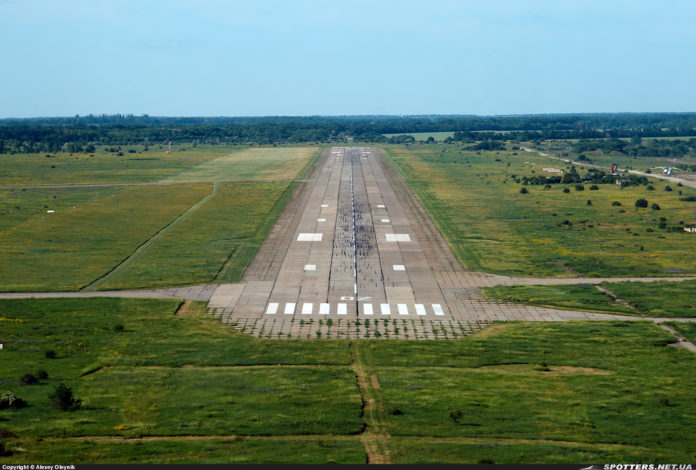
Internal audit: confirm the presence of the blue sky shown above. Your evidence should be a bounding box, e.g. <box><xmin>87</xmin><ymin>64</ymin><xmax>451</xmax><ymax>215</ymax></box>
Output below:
<box><xmin>1</xmin><ymin>0</ymin><xmax>695</xmax><ymax>117</ymax></box>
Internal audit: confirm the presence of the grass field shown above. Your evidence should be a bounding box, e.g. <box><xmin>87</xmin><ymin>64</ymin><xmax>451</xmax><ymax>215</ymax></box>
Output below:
<box><xmin>0</xmin><ymin>145</ymin><xmax>231</xmax><ymax>186</ymax></box>
<box><xmin>0</xmin><ymin>146</ymin><xmax>318</xmax><ymax>291</ymax></box>
<box><xmin>383</xmin><ymin>144</ymin><xmax>696</xmax><ymax>277</ymax></box>
<box><xmin>483</xmin><ymin>279</ymin><xmax>696</xmax><ymax>318</ymax></box>
<box><xmin>165</xmin><ymin>147</ymin><xmax>317</xmax><ymax>183</ymax></box>
<box><xmin>1</xmin><ymin>298</ymin><xmax>695</xmax><ymax>463</ymax></box>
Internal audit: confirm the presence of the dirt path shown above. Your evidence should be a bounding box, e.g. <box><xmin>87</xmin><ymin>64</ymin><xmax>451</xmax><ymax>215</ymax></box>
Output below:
<box><xmin>81</xmin><ymin>182</ymin><xmax>220</xmax><ymax>291</ymax></box>
<box><xmin>350</xmin><ymin>341</ymin><xmax>392</xmax><ymax>464</ymax></box>
<box><xmin>655</xmin><ymin>322</ymin><xmax>696</xmax><ymax>352</ymax></box>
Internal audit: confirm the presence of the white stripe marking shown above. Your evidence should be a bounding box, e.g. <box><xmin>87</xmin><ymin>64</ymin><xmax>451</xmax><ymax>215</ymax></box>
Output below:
<box><xmin>393</xmin><ymin>265</ymin><xmax>405</xmax><ymax>271</ymax></box>
<box><xmin>265</xmin><ymin>303</ymin><xmax>279</xmax><ymax>315</ymax></box>
<box><xmin>284</xmin><ymin>303</ymin><xmax>295</xmax><ymax>315</ymax></box>
<box><xmin>432</xmin><ymin>304</ymin><xmax>445</xmax><ymax>316</ymax></box>
<box><xmin>317</xmin><ymin>218</ymin><xmax>326</xmax><ymax>222</ymax></box>
<box><xmin>378</xmin><ymin>204</ymin><xmax>385</xmax><ymax>208</ymax></box>
<box><xmin>398</xmin><ymin>304</ymin><xmax>409</xmax><ymax>315</ymax></box>
<box><xmin>415</xmin><ymin>304</ymin><xmax>426</xmax><ymax>316</ymax></box>
<box><xmin>319</xmin><ymin>303</ymin><xmax>330</xmax><ymax>315</ymax></box>
<box><xmin>363</xmin><ymin>303</ymin><xmax>373</xmax><ymax>315</ymax></box>
<box><xmin>302</xmin><ymin>303</ymin><xmax>313</xmax><ymax>315</ymax></box>
<box><xmin>297</xmin><ymin>233</ymin><xmax>323</xmax><ymax>241</ymax></box>
<box><xmin>304</xmin><ymin>264</ymin><xmax>316</xmax><ymax>271</ymax></box>
<box><xmin>380</xmin><ymin>304</ymin><xmax>391</xmax><ymax>315</ymax></box>
<box><xmin>386</xmin><ymin>234</ymin><xmax>411</xmax><ymax>242</ymax></box>
<box><xmin>321</xmin><ymin>204</ymin><xmax>329</xmax><ymax>207</ymax></box>
<box><xmin>337</xmin><ymin>303</ymin><xmax>347</xmax><ymax>315</ymax></box>
<box><xmin>381</xmin><ymin>219</ymin><xmax>390</xmax><ymax>223</ymax></box>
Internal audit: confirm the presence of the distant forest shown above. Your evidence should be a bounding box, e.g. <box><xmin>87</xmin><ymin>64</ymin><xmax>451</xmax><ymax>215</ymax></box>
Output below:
<box><xmin>1</xmin><ymin>113</ymin><xmax>696</xmax><ymax>154</ymax></box>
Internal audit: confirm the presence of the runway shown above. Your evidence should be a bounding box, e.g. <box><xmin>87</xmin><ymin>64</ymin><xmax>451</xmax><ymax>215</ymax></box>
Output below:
<box><xmin>230</xmin><ymin>147</ymin><xmax>451</xmax><ymax>322</ymax></box>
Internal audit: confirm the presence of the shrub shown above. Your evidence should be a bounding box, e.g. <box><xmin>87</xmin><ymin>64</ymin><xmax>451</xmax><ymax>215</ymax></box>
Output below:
<box><xmin>665</xmin><ymin>185</ymin><xmax>672</xmax><ymax>192</ymax></box>
<box><xmin>575</xmin><ymin>185</ymin><xmax>585</xmax><ymax>191</ymax></box>
<box><xmin>680</xmin><ymin>195</ymin><xmax>696</xmax><ymax>202</ymax></box>
<box><xmin>113</xmin><ymin>324</ymin><xmax>125</xmax><ymax>332</ymax></box>
<box><xmin>635</xmin><ymin>198</ymin><xmax>648</xmax><ymax>208</ymax></box>
<box><xmin>587</xmin><ymin>200</ymin><xmax>592</xmax><ymax>206</ymax></box>
<box><xmin>449</xmin><ymin>409</ymin><xmax>463</xmax><ymax>424</ymax></box>
<box><xmin>611</xmin><ymin>201</ymin><xmax>621</xmax><ymax>206</ymax></box>
<box><xmin>647</xmin><ymin>185</ymin><xmax>655</xmax><ymax>191</ymax></box>
<box><xmin>0</xmin><ymin>441</ymin><xmax>10</xmax><ymax>457</ymax></box>
<box><xmin>389</xmin><ymin>407</ymin><xmax>403</xmax><ymax>416</ymax></box>
<box><xmin>49</xmin><ymin>384</ymin><xmax>81</xmax><ymax>411</ymax></box>
<box><xmin>44</xmin><ymin>349</ymin><xmax>57</xmax><ymax>359</ymax></box>
<box><xmin>19</xmin><ymin>373</ymin><xmax>39</xmax><ymax>386</ymax></box>
<box><xmin>36</xmin><ymin>370</ymin><xmax>49</xmax><ymax>380</ymax></box>
<box><xmin>651</xmin><ymin>203</ymin><xmax>661</xmax><ymax>210</ymax></box>
<box><xmin>589</xmin><ymin>184</ymin><xmax>599</xmax><ymax>190</ymax></box>
<box><xmin>519</xmin><ymin>187</ymin><xmax>528</xmax><ymax>194</ymax></box>
<box><xmin>562</xmin><ymin>188</ymin><xmax>570</xmax><ymax>193</ymax></box>
<box><xmin>0</xmin><ymin>391</ymin><xmax>27</xmax><ymax>410</ymax></box>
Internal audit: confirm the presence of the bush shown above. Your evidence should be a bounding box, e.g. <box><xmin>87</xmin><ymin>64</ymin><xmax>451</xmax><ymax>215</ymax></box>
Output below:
<box><xmin>665</xmin><ymin>185</ymin><xmax>672</xmax><ymax>192</ymax></box>
<box><xmin>449</xmin><ymin>409</ymin><xmax>463</xmax><ymax>424</ymax></box>
<box><xmin>0</xmin><ymin>441</ymin><xmax>10</xmax><ymax>457</ymax></box>
<box><xmin>562</xmin><ymin>188</ymin><xmax>570</xmax><ymax>193</ymax></box>
<box><xmin>635</xmin><ymin>198</ymin><xmax>648</xmax><ymax>208</ymax></box>
<box><xmin>651</xmin><ymin>203</ymin><xmax>661</xmax><ymax>210</ymax></box>
<box><xmin>19</xmin><ymin>373</ymin><xmax>39</xmax><ymax>385</ymax></box>
<box><xmin>49</xmin><ymin>384</ymin><xmax>81</xmax><ymax>411</ymax></box>
<box><xmin>0</xmin><ymin>391</ymin><xmax>27</xmax><ymax>410</ymax></box>
<box><xmin>611</xmin><ymin>201</ymin><xmax>621</xmax><ymax>206</ymax></box>
<box><xmin>647</xmin><ymin>185</ymin><xmax>655</xmax><ymax>191</ymax></box>
<box><xmin>680</xmin><ymin>195</ymin><xmax>696</xmax><ymax>202</ymax></box>
<box><xmin>113</xmin><ymin>324</ymin><xmax>125</xmax><ymax>332</ymax></box>
<box><xmin>589</xmin><ymin>185</ymin><xmax>599</xmax><ymax>190</ymax></box>
<box><xmin>575</xmin><ymin>184</ymin><xmax>585</xmax><ymax>191</ymax></box>
<box><xmin>587</xmin><ymin>200</ymin><xmax>592</xmax><ymax>206</ymax></box>
<box><xmin>519</xmin><ymin>187</ymin><xmax>528</xmax><ymax>194</ymax></box>
<box><xmin>36</xmin><ymin>370</ymin><xmax>49</xmax><ymax>380</ymax></box>
<box><xmin>44</xmin><ymin>349</ymin><xmax>57</xmax><ymax>359</ymax></box>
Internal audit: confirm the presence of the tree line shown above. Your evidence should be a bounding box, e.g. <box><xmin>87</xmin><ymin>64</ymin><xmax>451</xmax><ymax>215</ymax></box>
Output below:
<box><xmin>1</xmin><ymin>113</ymin><xmax>696</xmax><ymax>154</ymax></box>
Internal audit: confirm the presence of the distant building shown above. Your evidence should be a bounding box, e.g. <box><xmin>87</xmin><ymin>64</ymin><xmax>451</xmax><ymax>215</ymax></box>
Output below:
<box><xmin>543</xmin><ymin>167</ymin><xmax>563</xmax><ymax>174</ymax></box>
<box><xmin>684</xmin><ymin>227</ymin><xmax>696</xmax><ymax>233</ymax></box>
<box><xmin>616</xmin><ymin>179</ymin><xmax>630</xmax><ymax>187</ymax></box>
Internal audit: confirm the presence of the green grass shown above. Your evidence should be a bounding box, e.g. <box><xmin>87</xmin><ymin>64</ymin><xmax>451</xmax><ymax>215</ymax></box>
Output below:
<box><xmin>0</xmin><ymin>145</ymin><xmax>232</xmax><ymax>186</ymax></box>
<box><xmin>382</xmin><ymin>143</ymin><xmax>696</xmax><ymax>277</ymax></box>
<box><xmin>6</xmin><ymin>438</ymin><xmax>365</xmax><ymax>464</ymax></box>
<box><xmin>96</xmin><ymin>181</ymin><xmax>295</xmax><ymax>289</ymax></box>
<box><xmin>483</xmin><ymin>280</ymin><xmax>696</xmax><ymax>318</ymax></box>
<box><xmin>1</xmin><ymin>299</ymin><xmax>695</xmax><ymax>463</ymax></box>
<box><xmin>0</xmin><ymin>184</ymin><xmax>212</xmax><ymax>291</ymax></box>
<box><xmin>5</xmin><ymin>438</ymin><xmax>365</xmax><ymax>464</ymax></box>
<box><xmin>482</xmin><ymin>284</ymin><xmax>634</xmax><ymax>315</ymax></box>
<box><xmin>390</xmin><ymin>439</ymin><xmax>688</xmax><ymax>464</ymax></box>
<box><xmin>0</xmin><ymin>146</ymin><xmax>319</xmax><ymax>291</ymax></box>
<box><xmin>164</xmin><ymin>147</ymin><xmax>317</xmax><ymax>183</ymax></box>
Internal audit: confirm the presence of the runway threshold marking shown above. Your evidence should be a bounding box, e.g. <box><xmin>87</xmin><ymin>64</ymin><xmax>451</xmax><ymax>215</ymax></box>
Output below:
<box><xmin>297</xmin><ymin>233</ymin><xmax>323</xmax><ymax>241</ymax></box>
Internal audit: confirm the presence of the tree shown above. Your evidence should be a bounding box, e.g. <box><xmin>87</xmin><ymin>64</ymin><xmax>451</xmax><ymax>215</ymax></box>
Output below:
<box><xmin>635</xmin><ymin>198</ymin><xmax>648</xmax><ymax>208</ymax></box>
<box><xmin>49</xmin><ymin>384</ymin><xmax>81</xmax><ymax>411</ymax></box>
